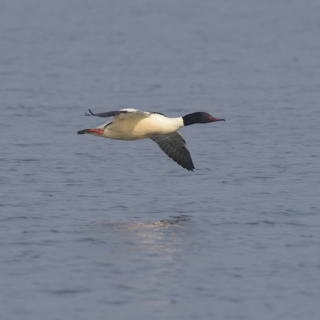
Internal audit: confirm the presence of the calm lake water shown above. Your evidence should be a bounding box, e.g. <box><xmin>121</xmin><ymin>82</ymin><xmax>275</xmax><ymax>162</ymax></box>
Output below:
<box><xmin>1</xmin><ymin>0</ymin><xmax>320</xmax><ymax>319</ymax></box>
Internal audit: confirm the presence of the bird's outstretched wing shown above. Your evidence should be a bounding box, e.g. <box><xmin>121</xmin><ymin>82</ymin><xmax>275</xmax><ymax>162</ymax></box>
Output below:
<box><xmin>85</xmin><ymin>108</ymin><xmax>150</xmax><ymax>119</ymax></box>
<box><xmin>151</xmin><ymin>132</ymin><xmax>195</xmax><ymax>171</ymax></box>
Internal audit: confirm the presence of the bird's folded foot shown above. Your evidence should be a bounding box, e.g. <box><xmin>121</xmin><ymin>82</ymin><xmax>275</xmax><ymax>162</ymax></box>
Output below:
<box><xmin>77</xmin><ymin>129</ymin><xmax>104</xmax><ymax>135</ymax></box>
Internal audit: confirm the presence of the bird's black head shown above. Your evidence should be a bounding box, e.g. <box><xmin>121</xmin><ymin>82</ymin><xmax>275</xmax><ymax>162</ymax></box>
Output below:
<box><xmin>183</xmin><ymin>112</ymin><xmax>225</xmax><ymax>126</ymax></box>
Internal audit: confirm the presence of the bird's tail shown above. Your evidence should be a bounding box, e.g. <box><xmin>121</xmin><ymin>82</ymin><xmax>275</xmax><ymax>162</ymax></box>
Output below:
<box><xmin>77</xmin><ymin>129</ymin><xmax>89</xmax><ymax>134</ymax></box>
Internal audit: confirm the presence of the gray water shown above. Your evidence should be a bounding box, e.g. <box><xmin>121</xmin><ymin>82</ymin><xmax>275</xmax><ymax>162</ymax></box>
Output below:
<box><xmin>1</xmin><ymin>0</ymin><xmax>320</xmax><ymax>319</ymax></box>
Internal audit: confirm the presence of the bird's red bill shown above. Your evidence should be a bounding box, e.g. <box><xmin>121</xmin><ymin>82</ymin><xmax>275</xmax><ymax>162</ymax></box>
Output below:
<box><xmin>209</xmin><ymin>116</ymin><xmax>225</xmax><ymax>122</ymax></box>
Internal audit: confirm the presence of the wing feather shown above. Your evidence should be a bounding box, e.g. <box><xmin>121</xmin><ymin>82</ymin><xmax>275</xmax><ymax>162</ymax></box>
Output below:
<box><xmin>85</xmin><ymin>109</ymin><xmax>149</xmax><ymax>119</ymax></box>
<box><xmin>151</xmin><ymin>132</ymin><xmax>195</xmax><ymax>171</ymax></box>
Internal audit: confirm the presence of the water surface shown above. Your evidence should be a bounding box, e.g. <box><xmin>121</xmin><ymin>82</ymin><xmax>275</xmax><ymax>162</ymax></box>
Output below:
<box><xmin>1</xmin><ymin>1</ymin><xmax>320</xmax><ymax>319</ymax></box>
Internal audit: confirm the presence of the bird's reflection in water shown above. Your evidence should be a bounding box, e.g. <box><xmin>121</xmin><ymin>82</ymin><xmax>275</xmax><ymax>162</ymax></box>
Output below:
<box><xmin>138</xmin><ymin>214</ymin><xmax>191</xmax><ymax>228</ymax></box>
<box><xmin>89</xmin><ymin>215</ymin><xmax>193</xmax><ymax>255</ymax></box>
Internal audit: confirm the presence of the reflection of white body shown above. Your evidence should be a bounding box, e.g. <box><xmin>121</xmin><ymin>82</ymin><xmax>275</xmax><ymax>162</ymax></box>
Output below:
<box><xmin>77</xmin><ymin>109</ymin><xmax>224</xmax><ymax>171</ymax></box>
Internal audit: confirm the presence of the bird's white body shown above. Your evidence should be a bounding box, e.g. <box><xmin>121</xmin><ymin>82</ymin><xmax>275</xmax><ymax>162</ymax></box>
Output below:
<box><xmin>97</xmin><ymin>113</ymin><xmax>184</xmax><ymax>140</ymax></box>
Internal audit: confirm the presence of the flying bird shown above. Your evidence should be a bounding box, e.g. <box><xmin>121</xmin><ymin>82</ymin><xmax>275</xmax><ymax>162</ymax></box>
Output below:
<box><xmin>77</xmin><ymin>109</ymin><xmax>225</xmax><ymax>171</ymax></box>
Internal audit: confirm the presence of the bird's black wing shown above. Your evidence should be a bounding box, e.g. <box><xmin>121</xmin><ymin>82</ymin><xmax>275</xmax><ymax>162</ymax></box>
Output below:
<box><xmin>151</xmin><ymin>132</ymin><xmax>195</xmax><ymax>171</ymax></box>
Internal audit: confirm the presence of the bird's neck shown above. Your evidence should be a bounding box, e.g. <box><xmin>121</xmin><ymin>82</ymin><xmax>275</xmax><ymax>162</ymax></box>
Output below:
<box><xmin>182</xmin><ymin>113</ymin><xmax>197</xmax><ymax>126</ymax></box>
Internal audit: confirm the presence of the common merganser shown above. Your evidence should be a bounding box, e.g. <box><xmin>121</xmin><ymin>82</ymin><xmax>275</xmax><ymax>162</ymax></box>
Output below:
<box><xmin>77</xmin><ymin>109</ymin><xmax>225</xmax><ymax>171</ymax></box>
